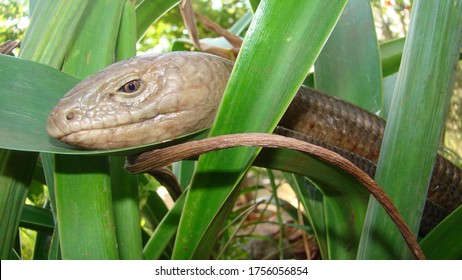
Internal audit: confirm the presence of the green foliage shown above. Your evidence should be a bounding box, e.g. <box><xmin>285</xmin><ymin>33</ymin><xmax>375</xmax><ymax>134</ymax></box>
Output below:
<box><xmin>358</xmin><ymin>0</ymin><xmax>462</xmax><ymax>259</ymax></box>
<box><xmin>0</xmin><ymin>0</ymin><xmax>461</xmax><ymax>260</ymax></box>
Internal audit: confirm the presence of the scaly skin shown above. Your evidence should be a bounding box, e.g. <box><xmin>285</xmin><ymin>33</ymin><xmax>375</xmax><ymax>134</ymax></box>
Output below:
<box><xmin>47</xmin><ymin>51</ymin><xmax>461</xmax><ymax>235</ymax></box>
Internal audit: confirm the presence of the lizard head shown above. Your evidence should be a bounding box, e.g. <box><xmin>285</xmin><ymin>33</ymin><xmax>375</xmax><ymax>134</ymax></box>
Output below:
<box><xmin>47</xmin><ymin>52</ymin><xmax>233</xmax><ymax>149</ymax></box>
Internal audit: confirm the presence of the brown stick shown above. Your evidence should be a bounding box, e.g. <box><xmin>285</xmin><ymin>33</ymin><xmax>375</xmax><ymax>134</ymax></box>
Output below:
<box><xmin>0</xmin><ymin>40</ymin><xmax>20</xmax><ymax>55</ymax></box>
<box><xmin>125</xmin><ymin>133</ymin><xmax>425</xmax><ymax>260</ymax></box>
<box><xmin>194</xmin><ymin>12</ymin><xmax>243</xmax><ymax>48</ymax></box>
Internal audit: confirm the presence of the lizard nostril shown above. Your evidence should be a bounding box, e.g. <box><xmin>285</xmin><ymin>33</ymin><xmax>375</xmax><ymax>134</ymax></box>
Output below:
<box><xmin>66</xmin><ymin>111</ymin><xmax>75</xmax><ymax>121</ymax></box>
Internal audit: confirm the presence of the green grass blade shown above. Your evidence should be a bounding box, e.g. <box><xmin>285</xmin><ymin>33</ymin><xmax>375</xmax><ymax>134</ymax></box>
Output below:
<box><xmin>380</xmin><ymin>38</ymin><xmax>405</xmax><ymax>119</ymax></box>
<box><xmin>54</xmin><ymin>155</ymin><xmax>118</xmax><ymax>259</ymax></box>
<box><xmin>40</xmin><ymin>153</ymin><xmax>57</xmax><ymax>220</ymax></box>
<box><xmin>28</xmin><ymin>0</ymin><xmax>38</xmax><ymax>17</ymax></box>
<box><xmin>358</xmin><ymin>0</ymin><xmax>462</xmax><ymax>259</ymax></box>
<box><xmin>228</xmin><ymin>11</ymin><xmax>252</xmax><ymax>36</ymax></box>
<box><xmin>382</xmin><ymin>73</ymin><xmax>398</xmax><ymax>120</ymax></box>
<box><xmin>315</xmin><ymin>0</ymin><xmax>381</xmax><ymax>112</ymax></box>
<box><xmin>144</xmin><ymin>192</ymin><xmax>186</xmax><ymax>260</ymax></box>
<box><xmin>419</xmin><ymin>205</ymin><xmax>462</xmax><ymax>259</ymax></box>
<box><xmin>116</xmin><ymin>0</ymin><xmax>137</xmax><ymax>61</ymax></box>
<box><xmin>172</xmin><ymin>0</ymin><xmax>347</xmax><ymax>259</ymax></box>
<box><xmin>380</xmin><ymin>37</ymin><xmax>405</xmax><ymax>78</ymax></box>
<box><xmin>39</xmin><ymin>153</ymin><xmax>60</xmax><ymax>260</ymax></box>
<box><xmin>19</xmin><ymin>0</ymin><xmax>90</xmax><ymax>68</ymax></box>
<box><xmin>141</xmin><ymin>190</ymin><xmax>169</xmax><ymax>230</ymax></box>
<box><xmin>52</xmin><ymin>0</ymin><xmax>126</xmax><ymax>259</ymax></box>
<box><xmin>248</xmin><ymin>0</ymin><xmax>260</xmax><ymax>12</ymax></box>
<box><xmin>0</xmin><ymin>150</ymin><xmax>37</xmax><ymax>259</ymax></box>
<box><xmin>312</xmin><ymin>0</ymin><xmax>382</xmax><ymax>259</ymax></box>
<box><xmin>284</xmin><ymin>174</ymin><xmax>328</xmax><ymax>258</ymax></box>
<box><xmin>172</xmin><ymin>160</ymin><xmax>195</xmax><ymax>189</ymax></box>
<box><xmin>110</xmin><ymin>156</ymin><xmax>143</xmax><ymax>260</ymax></box>
<box><xmin>48</xmin><ymin>227</ymin><xmax>61</xmax><ymax>260</ymax></box>
<box><xmin>19</xmin><ymin>205</ymin><xmax>54</xmax><ymax>234</ymax></box>
<box><xmin>111</xmin><ymin>0</ymin><xmax>142</xmax><ymax>260</ymax></box>
<box><xmin>0</xmin><ymin>55</ymin><xmax>79</xmax><ymax>153</ymax></box>
<box><xmin>135</xmin><ymin>0</ymin><xmax>180</xmax><ymax>41</ymax></box>
<box><xmin>62</xmin><ymin>0</ymin><xmax>125</xmax><ymax>78</ymax></box>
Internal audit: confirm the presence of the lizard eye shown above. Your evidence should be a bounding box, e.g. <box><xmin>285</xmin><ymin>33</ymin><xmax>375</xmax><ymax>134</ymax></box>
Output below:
<box><xmin>119</xmin><ymin>80</ymin><xmax>141</xmax><ymax>93</ymax></box>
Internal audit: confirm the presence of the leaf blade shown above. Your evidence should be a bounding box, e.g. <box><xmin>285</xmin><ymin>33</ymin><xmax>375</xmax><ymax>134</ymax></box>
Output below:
<box><xmin>173</xmin><ymin>0</ymin><xmax>348</xmax><ymax>259</ymax></box>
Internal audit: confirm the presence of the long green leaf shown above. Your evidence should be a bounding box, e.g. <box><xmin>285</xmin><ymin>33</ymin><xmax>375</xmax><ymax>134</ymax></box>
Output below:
<box><xmin>0</xmin><ymin>150</ymin><xmax>36</xmax><ymax>259</ymax></box>
<box><xmin>0</xmin><ymin>55</ymin><xmax>79</xmax><ymax>153</ymax></box>
<box><xmin>144</xmin><ymin>192</ymin><xmax>187</xmax><ymax>260</ymax></box>
<box><xmin>313</xmin><ymin>0</ymin><xmax>381</xmax><ymax>259</ymax></box>
<box><xmin>54</xmin><ymin>155</ymin><xmax>118</xmax><ymax>259</ymax></box>
<box><xmin>62</xmin><ymin>0</ymin><xmax>125</xmax><ymax>79</ymax></box>
<box><xmin>380</xmin><ymin>38</ymin><xmax>405</xmax><ymax>78</ymax></box>
<box><xmin>173</xmin><ymin>0</ymin><xmax>347</xmax><ymax>259</ymax></box>
<box><xmin>19</xmin><ymin>0</ymin><xmax>89</xmax><ymax>67</ymax></box>
<box><xmin>419</xmin><ymin>205</ymin><xmax>462</xmax><ymax>259</ymax></box>
<box><xmin>110</xmin><ymin>157</ymin><xmax>142</xmax><ymax>260</ymax></box>
<box><xmin>116</xmin><ymin>0</ymin><xmax>137</xmax><ymax>61</ymax></box>
<box><xmin>39</xmin><ymin>153</ymin><xmax>60</xmax><ymax>260</ymax></box>
<box><xmin>284</xmin><ymin>175</ymin><xmax>328</xmax><ymax>258</ymax></box>
<box><xmin>135</xmin><ymin>0</ymin><xmax>180</xmax><ymax>40</ymax></box>
<box><xmin>358</xmin><ymin>0</ymin><xmax>462</xmax><ymax>259</ymax></box>
<box><xmin>53</xmin><ymin>0</ymin><xmax>126</xmax><ymax>259</ymax></box>
<box><xmin>315</xmin><ymin>0</ymin><xmax>381</xmax><ymax>112</ymax></box>
<box><xmin>111</xmin><ymin>0</ymin><xmax>142</xmax><ymax>260</ymax></box>
<box><xmin>19</xmin><ymin>205</ymin><xmax>54</xmax><ymax>234</ymax></box>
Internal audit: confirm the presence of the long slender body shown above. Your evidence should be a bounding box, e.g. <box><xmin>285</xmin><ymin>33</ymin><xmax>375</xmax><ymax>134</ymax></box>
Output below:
<box><xmin>47</xmin><ymin>51</ymin><xmax>461</xmax><ymax>235</ymax></box>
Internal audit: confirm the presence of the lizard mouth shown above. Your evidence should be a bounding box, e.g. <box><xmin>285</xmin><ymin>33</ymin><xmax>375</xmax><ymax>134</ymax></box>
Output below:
<box><xmin>47</xmin><ymin>112</ymin><xmax>186</xmax><ymax>150</ymax></box>
<box><xmin>48</xmin><ymin>119</ymin><xmax>152</xmax><ymax>150</ymax></box>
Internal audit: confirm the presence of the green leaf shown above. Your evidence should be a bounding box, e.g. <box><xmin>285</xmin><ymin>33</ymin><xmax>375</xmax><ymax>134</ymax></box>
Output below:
<box><xmin>315</xmin><ymin>0</ymin><xmax>381</xmax><ymax>112</ymax></box>
<box><xmin>173</xmin><ymin>0</ymin><xmax>348</xmax><ymax>259</ymax></box>
<box><xmin>419</xmin><ymin>205</ymin><xmax>462</xmax><ymax>259</ymax></box>
<box><xmin>52</xmin><ymin>0</ymin><xmax>125</xmax><ymax>260</ymax></box>
<box><xmin>312</xmin><ymin>0</ymin><xmax>381</xmax><ymax>259</ymax></box>
<box><xmin>358</xmin><ymin>0</ymin><xmax>462</xmax><ymax>259</ymax></box>
<box><xmin>111</xmin><ymin>0</ymin><xmax>142</xmax><ymax>260</ymax></box>
<box><xmin>19</xmin><ymin>205</ymin><xmax>54</xmax><ymax>234</ymax></box>
<box><xmin>144</xmin><ymin>192</ymin><xmax>187</xmax><ymax>260</ymax></box>
<box><xmin>40</xmin><ymin>153</ymin><xmax>60</xmax><ymax>260</ymax></box>
<box><xmin>62</xmin><ymin>0</ymin><xmax>125</xmax><ymax>78</ymax></box>
<box><xmin>284</xmin><ymin>174</ymin><xmax>328</xmax><ymax>258</ymax></box>
<box><xmin>0</xmin><ymin>55</ymin><xmax>79</xmax><ymax>153</ymax></box>
<box><xmin>116</xmin><ymin>0</ymin><xmax>137</xmax><ymax>61</ymax></box>
<box><xmin>141</xmin><ymin>186</ymin><xmax>169</xmax><ymax>231</ymax></box>
<box><xmin>54</xmin><ymin>155</ymin><xmax>119</xmax><ymax>259</ymax></box>
<box><xmin>19</xmin><ymin>1</ymin><xmax>90</xmax><ymax>68</ymax></box>
<box><xmin>172</xmin><ymin>160</ymin><xmax>195</xmax><ymax>189</ymax></box>
<box><xmin>135</xmin><ymin>0</ymin><xmax>180</xmax><ymax>41</ymax></box>
<box><xmin>380</xmin><ymin>37</ymin><xmax>405</xmax><ymax>78</ymax></box>
<box><xmin>0</xmin><ymin>150</ymin><xmax>37</xmax><ymax>259</ymax></box>
<box><xmin>228</xmin><ymin>11</ymin><xmax>252</xmax><ymax>36</ymax></box>
<box><xmin>110</xmin><ymin>156</ymin><xmax>143</xmax><ymax>260</ymax></box>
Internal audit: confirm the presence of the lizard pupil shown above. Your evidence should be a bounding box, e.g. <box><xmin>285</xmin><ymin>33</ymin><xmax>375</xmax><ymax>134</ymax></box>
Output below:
<box><xmin>120</xmin><ymin>80</ymin><xmax>140</xmax><ymax>93</ymax></box>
